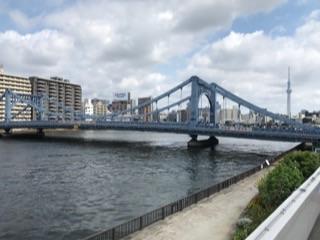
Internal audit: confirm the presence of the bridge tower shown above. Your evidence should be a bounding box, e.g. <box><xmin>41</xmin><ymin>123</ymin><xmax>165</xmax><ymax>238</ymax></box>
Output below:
<box><xmin>188</xmin><ymin>76</ymin><xmax>219</xmax><ymax>148</ymax></box>
<box><xmin>189</xmin><ymin>76</ymin><xmax>216</xmax><ymax>126</ymax></box>
<box><xmin>5</xmin><ymin>90</ymin><xmax>12</xmax><ymax>124</ymax></box>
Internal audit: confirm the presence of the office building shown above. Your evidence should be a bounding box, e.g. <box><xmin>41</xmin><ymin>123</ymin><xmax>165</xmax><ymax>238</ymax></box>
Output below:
<box><xmin>29</xmin><ymin>76</ymin><xmax>82</xmax><ymax>121</ymax></box>
<box><xmin>219</xmin><ymin>106</ymin><xmax>240</xmax><ymax>123</ymax></box>
<box><xmin>112</xmin><ymin>92</ymin><xmax>133</xmax><ymax>113</ymax></box>
<box><xmin>177</xmin><ymin>109</ymin><xmax>188</xmax><ymax>122</ymax></box>
<box><xmin>0</xmin><ymin>67</ymin><xmax>32</xmax><ymax>121</ymax></box>
<box><xmin>199</xmin><ymin>107</ymin><xmax>210</xmax><ymax>123</ymax></box>
<box><xmin>138</xmin><ymin>97</ymin><xmax>152</xmax><ymax>121</ymax></box>
<box><xmin>84</xmin><ymin>99</ymin><xmax>93</xmax><ymax>115</ymax></box>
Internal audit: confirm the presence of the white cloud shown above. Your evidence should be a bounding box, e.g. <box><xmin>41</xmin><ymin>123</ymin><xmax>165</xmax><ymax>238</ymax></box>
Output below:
<box><xmin>180</xmin><ymin>16</ymin><xmax>320</xmax><ymax>114</ymax></box>
<box><xmin>3</xmin><ymin>0</ymin><xmax>317</xmax><ymax>111</ymax></box>
<box><xmin>9</xmin><ymin>10</ymin><xmax>34</xmax><ymax>30</ymax></box>
<box><xmin>270</xmin><ymin>25</ymin><xmax>287</xmax><ymax>36</ymax></box>
<box><xmin>0</xmin><ymin>29</ymin><xmax>73</xmax><ymax>74</ymax></box>
<box><xmin>308</xmin><ymin>9</ymin><xmax>320</xmax><ymax>21</ymax></box>
<box><xmin>158</xmin><ymin>11</ymin><xmax>174</xmax><ymax>21</ymax></box>
<box><xmin>174</xmin><ymin>0</ymin><xmax>286</xmax><ymax>33</ymax></box>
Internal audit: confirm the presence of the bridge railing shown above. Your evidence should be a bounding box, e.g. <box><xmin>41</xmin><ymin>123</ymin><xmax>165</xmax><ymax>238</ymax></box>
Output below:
<box><xmin>82</xmin><ymin>167</ymin><xmax>262</xmax><ymax>240</ymax></box>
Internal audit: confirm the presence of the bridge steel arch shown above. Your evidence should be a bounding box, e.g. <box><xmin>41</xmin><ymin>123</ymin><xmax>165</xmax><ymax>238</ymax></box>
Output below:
<box><xmin>189</xmin><ymin>76</ymin><xmax>217</xmax><ymax>126</ymax></box>
<box><xmin>0</xmin><ymin>89</ymin><xmax>44</xmax><ymax>123</ymax></box>
<box><xmin>1</xmin><ymin>75</ymin><xmax>320</xmax><ymax>145</ymax></box>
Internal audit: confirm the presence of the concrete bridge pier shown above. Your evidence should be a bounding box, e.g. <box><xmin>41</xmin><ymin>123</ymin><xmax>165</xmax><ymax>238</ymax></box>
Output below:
<box><xmin>37</xmin><ymin>128</ymin><xmax>45</xmax><ymax>137</ymax></box>
<box><xmin>4</xmin><ymin>128</ymin><xmax>11</xmax><ymax>135</ymax></box>
<box><xmin>187</xmin><ymin>135</ymin><xmax>219</xmax><ymax>148</ymax></box>
<box><xmin>312</xmin><ymin>141</ymin><xmax>320</xmax><ymax>152</ymax></box>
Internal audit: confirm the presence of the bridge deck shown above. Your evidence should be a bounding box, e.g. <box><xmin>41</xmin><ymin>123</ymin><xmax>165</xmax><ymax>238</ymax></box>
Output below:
<box><xmin>1</xmin><ymin>121</ymin><xmax>320</xmax><ymax>142</ymax></box>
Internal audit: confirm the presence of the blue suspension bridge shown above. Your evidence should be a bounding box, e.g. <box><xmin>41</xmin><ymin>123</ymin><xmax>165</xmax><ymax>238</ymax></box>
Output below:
<box><xmin>1</xmin><ymin>76</ymin><xmax>320</xmax><ymax>146</ymax></box>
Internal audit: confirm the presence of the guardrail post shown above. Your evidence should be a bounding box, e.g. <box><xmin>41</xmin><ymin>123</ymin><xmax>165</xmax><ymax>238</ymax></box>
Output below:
<box><xmin>162</xmin><ymin>207</ymin><xmax>165</xmax><ymax>220</ymax></box>
<box><xmin>112</xmin><ymin>228</ymin><xmax>115</xmax><ymax>240</ymax></box>
<box><xmin>139</xmin><ymin>216</ymin><xmax>143</xmax><ymax>230</ymax></box>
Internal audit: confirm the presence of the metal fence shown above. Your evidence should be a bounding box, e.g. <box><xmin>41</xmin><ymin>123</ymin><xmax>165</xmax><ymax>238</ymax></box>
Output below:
<box><xmin>82</xmin><ymin>143</ymin><xmax>305</xmax><ymax>240</ymax></box>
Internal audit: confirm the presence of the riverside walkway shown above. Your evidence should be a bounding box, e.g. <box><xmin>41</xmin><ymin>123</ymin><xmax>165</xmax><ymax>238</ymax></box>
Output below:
<box><xmin>124</xmin><ymin>167</ymin><xmax>272</xmax><ymax>240</ymax></box>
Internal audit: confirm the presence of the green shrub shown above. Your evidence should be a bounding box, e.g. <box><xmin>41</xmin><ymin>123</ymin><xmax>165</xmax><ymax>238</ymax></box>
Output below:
<box><xmin>258</xmin><ymin>162</ymin><xmax>304</xmax><ymax>208</ymax></box>
<box><xmin>232</xmin><ymin>196</ymin><xmax>272</xmax><ymax>240</ymax></box>
<box><xmin>231</xmin><ymin>151</ymin><xmax>320</xmax><ymax>240</ymax></box>
<box><xmin>232</xmin><ymin>227</ymin><xmax>249</xmax><ymax>240</ymax></box>
<box><xmin>245</xmin><ymin>197</ymin><xmax>273</xmax><ymax>229</ymax></box>
<box><xmin>283</xmin><ymin>151</ymin><xmax>320</xmax><ymax>178</ymax></box>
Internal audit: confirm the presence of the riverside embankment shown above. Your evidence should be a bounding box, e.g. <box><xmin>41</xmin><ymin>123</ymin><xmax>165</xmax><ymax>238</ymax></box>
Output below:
<box><xmin>83</xmin><ymin>143</ymin><xmax>304</xmax><ymax>240</ymax></box>
<box><xmin>125</xmin><ymin>167</ymin><xmax>272</xmax><ymax>240</ymax></box>
<box><xmin>120</xmin><ymin>143</ymin><xmax>305</xmax><ymax>240</ymax></box>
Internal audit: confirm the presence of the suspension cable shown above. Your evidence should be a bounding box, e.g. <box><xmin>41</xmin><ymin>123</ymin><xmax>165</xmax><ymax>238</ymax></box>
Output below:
<box><xmin>167</xmin><ymin>95</ymin><xmax>169</xmax><ymax>121</ymax></box>
<box><xmin>156</xmin><ymin>101</ymin><xmax>158</xmax><ymax>122</ymax></box>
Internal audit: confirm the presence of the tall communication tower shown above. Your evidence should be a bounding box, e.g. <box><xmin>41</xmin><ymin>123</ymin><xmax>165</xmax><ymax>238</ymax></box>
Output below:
<box><xmin>287</xmin><ymin>67</ymin><xmax>292</xmax><ymax>118</ymax></box>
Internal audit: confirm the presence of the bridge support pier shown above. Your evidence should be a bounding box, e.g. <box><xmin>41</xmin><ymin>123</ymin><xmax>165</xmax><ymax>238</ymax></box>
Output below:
<box><xmin>188</xmin><ymin>135</ymin><xmax>219</xmax><ymax>148</ymax></box>
<box><xmin>4</xmin><ymin>128</ymin><xmax>11</xmax><ymax>135</ymax></box>
<box><xmin>37</xmin><ymin>128</ymin><xmax>45</xmax><ymax>137</ymax></box>
<box><xmin>312</xmin><ymin>141</ymin><xmax>320</xmax><ymax>152</ymax></box>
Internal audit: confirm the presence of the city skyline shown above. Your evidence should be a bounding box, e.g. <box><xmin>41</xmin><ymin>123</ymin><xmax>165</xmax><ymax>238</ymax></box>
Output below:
<box><xmin>0</xmin><ymin>0</ymin><xmax>320</xmax><ymax>114</ymax></box>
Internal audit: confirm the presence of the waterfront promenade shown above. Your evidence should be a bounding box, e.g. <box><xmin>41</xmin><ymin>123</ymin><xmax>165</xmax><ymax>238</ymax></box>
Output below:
<box><xmin>124</xmin><ymin>166</ymin><xmax>272</xmax><ymax>240</ymax></box>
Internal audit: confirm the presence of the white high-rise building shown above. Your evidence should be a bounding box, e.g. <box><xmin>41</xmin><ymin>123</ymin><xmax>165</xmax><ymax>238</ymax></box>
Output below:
<box><xmin>0</xmin><ymin>68</ymin><xmax>32</xmax><ymax>121</ymax></box>
<box><xmin>84</xmin><ymin>99</ymin><xmax>94</xmax><ymax>121</ymax></box>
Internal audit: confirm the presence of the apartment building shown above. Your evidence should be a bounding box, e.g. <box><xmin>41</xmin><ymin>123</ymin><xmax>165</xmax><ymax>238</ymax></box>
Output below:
<box><xmin>92</xmin><ymin>98</ymin><xmax>109</xmax><ymax>116</ymax></box>
<box><xmin>29</xmin><ymin>76</ymin><xmax>82</xmax><ymax>121</ymax></box>
<box><xmin>0</xmin><ymin>67</ymin><xmax>32</xmax><ymax>121</ymax></box>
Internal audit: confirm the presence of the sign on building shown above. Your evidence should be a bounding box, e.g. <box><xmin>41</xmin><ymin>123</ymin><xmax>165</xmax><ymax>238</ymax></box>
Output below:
<box><xmin>113</xmin><ymin>92</ymin><xmax>129</xmax><ymax>101</ymax></box>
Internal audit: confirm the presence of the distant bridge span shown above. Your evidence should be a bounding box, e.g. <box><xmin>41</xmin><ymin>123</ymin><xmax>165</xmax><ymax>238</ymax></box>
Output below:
<box><xmin>1</xmin><ymin>76</ymin><xmax>320</xmax><ymax>145</ymax></box>
<box><xmin>0</xmin><ymin>121</ymin><xmax>319</xmax><ymax>143</ymax></box>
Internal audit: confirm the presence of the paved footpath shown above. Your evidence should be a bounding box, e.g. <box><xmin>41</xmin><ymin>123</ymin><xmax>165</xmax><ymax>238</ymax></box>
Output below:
<box><xmin>125</xmin><ymin>167</ymin><xmax>272</xmax><ymax>240</ymax></box>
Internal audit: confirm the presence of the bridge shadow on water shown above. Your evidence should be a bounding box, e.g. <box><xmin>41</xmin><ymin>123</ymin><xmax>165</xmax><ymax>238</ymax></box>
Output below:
<box><xmin>0</xmin><ymin>132</ymin><xmax>274</xmax><ymax>159</ymax></box>
<box><xmin>0</xmin><ymin>132</ymin><xmax>157</xmax><ymax>149</ymax></box>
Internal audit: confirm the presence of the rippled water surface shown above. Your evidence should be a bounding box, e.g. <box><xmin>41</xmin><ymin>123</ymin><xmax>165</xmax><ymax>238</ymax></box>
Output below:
<box><xmin>0</xmin><ymin>130</ymin><xmax>297</xmax><ymax>240</ymax></box>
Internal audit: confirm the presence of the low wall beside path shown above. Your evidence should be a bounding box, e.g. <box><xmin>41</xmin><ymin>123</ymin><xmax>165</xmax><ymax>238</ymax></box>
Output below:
<box><xmin>246</xmin><ymin>167</ymin><xmax>320</xmax><ymax>240</ymax></box>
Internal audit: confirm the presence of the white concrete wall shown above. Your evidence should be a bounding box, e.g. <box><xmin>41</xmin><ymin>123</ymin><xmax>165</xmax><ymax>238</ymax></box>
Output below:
<box><xmin>246</xmin><ymin>167</ymin><xmax>320</xmax><ymax>240</ymax></box>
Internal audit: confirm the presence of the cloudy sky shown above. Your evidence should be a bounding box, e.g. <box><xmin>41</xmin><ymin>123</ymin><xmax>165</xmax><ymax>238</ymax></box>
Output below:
<box><xmin>0</xmin><ymin>0</ymin><xmax>320</xmax><ymax>115</ymax></box>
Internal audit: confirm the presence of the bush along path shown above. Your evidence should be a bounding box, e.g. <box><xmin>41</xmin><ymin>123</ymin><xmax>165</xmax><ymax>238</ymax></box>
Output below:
<box><xmin>232</xmin><ymin>151</ymin><xmax>320</xmax><ymax>240</ymax></box>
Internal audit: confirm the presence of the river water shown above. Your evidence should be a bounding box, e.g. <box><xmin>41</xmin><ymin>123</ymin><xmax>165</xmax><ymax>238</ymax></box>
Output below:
<box><xmin>0</xmin><ymin>130</ymin><xmax>296</xmax><ymax>240</ymax></box>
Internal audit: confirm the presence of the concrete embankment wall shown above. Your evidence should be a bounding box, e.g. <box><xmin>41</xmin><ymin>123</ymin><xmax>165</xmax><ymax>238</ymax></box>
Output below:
<box><xmin>247</xmin><ymin>167</ymin><xmax>320</xmax><ymax>240</ymax></box>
